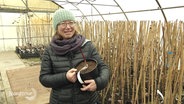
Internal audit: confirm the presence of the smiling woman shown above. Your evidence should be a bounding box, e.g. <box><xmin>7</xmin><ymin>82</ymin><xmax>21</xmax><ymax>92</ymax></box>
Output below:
<box><xmin>52</xmin><ymin>9</ymin><xmax>76</xmax><ymax>39</ymax></box>
<box><xmin>56</xmin><ymin>20</ymin><xmax>76</xmax><ymax>39</ymax></box>
<box><xmin>39</xmin><ymin>8</ymin><xmax>110</xmax><ymax>104</ymax></box>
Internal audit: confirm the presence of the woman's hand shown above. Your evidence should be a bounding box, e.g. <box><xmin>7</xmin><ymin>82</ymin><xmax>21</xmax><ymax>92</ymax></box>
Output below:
<box><xmin>66</xmin><ymin>68</ymin><xmax>77</xmax><ymax>83</ymax></box>
<box><xmin>80</xmin><ymin>79</ymin><xmax>97</xmax><ymax>91</ymax></box>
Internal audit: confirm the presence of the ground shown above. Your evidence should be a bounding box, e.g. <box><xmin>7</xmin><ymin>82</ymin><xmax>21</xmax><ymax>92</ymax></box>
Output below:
<box><xmin>0</xmin><ymin>51</ymin><xmax>50</xmax><ymax>104</ymax></box>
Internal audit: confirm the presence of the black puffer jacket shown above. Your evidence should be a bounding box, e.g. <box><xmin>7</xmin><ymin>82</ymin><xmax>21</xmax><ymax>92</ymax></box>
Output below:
<box><xmin>39</xmin><ymin>40</ymin><xmax>110</xmax><ymax>104</ymax></box>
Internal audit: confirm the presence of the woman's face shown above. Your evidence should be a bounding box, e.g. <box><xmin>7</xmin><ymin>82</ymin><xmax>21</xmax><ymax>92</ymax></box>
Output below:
<box><xmin>57</xmin><ymin>20</ymin><xmax>76</xmax><ymax>39</ymax></box>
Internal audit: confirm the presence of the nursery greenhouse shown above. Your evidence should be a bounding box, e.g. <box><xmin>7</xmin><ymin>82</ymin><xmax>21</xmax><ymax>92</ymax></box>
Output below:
<box><xmin>0</xmin><ymin>0</ymin><xmax>184</xmax><ymax>104</ymax></box>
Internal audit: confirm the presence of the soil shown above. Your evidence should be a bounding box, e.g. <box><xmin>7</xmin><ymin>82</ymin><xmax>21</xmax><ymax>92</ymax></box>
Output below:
<box><xmin>76</xmin><ymin>60</ymin><xmax>97</xmax><ymax>74</ymax></box>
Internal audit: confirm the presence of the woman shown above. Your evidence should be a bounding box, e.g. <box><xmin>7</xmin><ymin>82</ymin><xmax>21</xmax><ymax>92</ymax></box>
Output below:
<box><xmin>39</xmin><ymin>8</ymin><xmax>110</xmax><ymax>104</ymax></box>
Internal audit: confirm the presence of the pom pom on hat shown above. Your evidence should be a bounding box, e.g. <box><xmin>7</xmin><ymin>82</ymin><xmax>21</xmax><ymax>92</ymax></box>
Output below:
<box><xmin>52</xmin><ymin>8</ymin><xmax>75</xmax><ymax>30</ymax></box>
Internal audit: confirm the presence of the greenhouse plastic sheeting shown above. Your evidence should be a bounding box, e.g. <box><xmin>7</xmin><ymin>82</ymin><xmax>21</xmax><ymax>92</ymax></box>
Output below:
<box><xmin>52</xmin><ymin>0</ymin><xmax>184</xmax><ymax>21</ymax></box>
<box><xmin>0</xmin><ymin>0</ymin><xmax>59</xmax><ymax>13</ymax></box>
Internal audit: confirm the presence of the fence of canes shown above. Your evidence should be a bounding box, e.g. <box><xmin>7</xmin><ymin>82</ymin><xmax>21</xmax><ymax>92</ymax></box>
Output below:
<box><xmin>76</xmin><ymin>21</ymin><xmax>184</xmax><ymax>104</ymax></box>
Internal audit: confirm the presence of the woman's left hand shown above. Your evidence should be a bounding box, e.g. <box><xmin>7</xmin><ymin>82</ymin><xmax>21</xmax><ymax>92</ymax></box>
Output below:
<box><xmin>80</xmin><ymin>79</ymin><xmax>97</xmax><ymax>91</ymax></box>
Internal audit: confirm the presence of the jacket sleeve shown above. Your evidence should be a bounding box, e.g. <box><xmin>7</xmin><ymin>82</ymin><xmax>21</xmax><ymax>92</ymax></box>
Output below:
<box><xmin>89</xmin><ymin>43</ymin><xmax>111</xmax><ymax>91</ymax></box>
<box><xmin>39</xmin><ymin>46</ymin><xmax>70</xmax><ymax>88</ymax></box>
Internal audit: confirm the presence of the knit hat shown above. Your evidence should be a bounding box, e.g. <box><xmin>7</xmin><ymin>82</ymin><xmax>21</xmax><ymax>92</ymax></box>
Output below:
<box><xmin>52</xmin><ymin>8</ymin><xmax>75</xmax><ymax>30</ymax></box>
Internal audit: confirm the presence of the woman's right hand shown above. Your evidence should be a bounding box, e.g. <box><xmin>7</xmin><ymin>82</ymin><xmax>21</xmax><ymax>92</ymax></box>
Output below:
<box><xmin>66</xmin><ymin>68</ymin><xmax>77</xmax><ymax>83</ymax></box>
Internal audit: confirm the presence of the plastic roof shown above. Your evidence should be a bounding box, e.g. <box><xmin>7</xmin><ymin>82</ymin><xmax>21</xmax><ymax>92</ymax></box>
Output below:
<box><xmin>52</xmin><ymin>0</ymin><xmax>184</xmax><ymax>22</ymax></box>
<box><xmin>0</xmin><ymin>0</ymin><xmax>59</xmax><ymax>13</ymax></box>
<box><xmin>0</xmin><ymin>0</ymin><xmax>184</xmax><ymax>22</ymax></box>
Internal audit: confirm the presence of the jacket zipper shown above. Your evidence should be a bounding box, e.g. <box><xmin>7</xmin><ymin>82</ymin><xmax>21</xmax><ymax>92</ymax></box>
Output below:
<box><xmin>67</xmin><ymin>51</ymin><xmax>75</xmax><ymax>104</ymax></box>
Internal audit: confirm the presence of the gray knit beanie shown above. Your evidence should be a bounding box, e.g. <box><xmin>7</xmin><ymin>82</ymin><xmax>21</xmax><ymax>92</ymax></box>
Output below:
<box><xmin>52</xmin><ymin>8</ymin><xmax>75</xmax><ymax>30</ymax></box>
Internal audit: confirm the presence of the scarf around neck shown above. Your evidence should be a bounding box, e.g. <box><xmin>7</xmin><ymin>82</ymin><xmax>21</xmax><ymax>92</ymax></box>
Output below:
<box><xmin>50</xmin><ymin>34</ymin><xmax>85</xmax><ymax>55</ymax></box>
